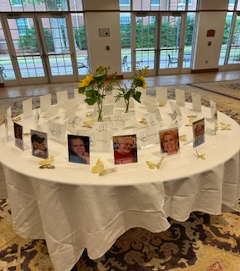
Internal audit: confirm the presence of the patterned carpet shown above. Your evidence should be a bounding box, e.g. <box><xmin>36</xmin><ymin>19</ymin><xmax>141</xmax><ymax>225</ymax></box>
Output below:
<box><xmin>0</xmin><ymin>80</ymin><xmax>240</xmax><ymax>271</ymax></box>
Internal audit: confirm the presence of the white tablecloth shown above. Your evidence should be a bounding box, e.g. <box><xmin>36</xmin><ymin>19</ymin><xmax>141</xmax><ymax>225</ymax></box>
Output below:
<box><xmin>0</xmin><ymin>102</ymin><xmax>239</xmax><ymax>271</ymax></box>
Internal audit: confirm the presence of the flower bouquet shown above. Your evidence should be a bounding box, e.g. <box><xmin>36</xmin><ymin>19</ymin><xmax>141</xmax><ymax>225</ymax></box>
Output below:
<box><xmin>115</xmin><ymin>66</ymin><xmax>148</xmax><ymax>113</ymax></box>
<box><xmin>78</xmin><ymin>66</ymin><xmax>117</xmax><ymax>122</ymax></box>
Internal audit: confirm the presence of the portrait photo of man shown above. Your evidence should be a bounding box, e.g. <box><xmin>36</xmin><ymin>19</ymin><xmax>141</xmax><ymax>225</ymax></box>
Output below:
<box><xmin>113</xmin><ymin>135</ymin><xmax>138</xmax><ymax>165</ymax></box>
<box><xmin>68</xmin><ymin>135</ymin><xmax>90</xmax><ymax>164</ymax></box>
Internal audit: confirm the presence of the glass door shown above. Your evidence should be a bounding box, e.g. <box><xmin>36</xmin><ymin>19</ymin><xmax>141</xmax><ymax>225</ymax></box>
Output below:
<box><xmin>3</xmin><ymin>13</ymin><xmax>76</xmax><ymax>85</ymax></box>
<box><xmin>159</xmin><ymin>13</ymin><xmax>185</xmax><ymax>74</ymax></box>
<box><xmin>134</xmin><ymin>13</ymin><xmax>157</xmax><ymax>75</ymax></box>
<box><xmin>38</xmin><ymin>14</ymin><xmax>76</xmax><ymax>83</ymax></box>
<box><xmin>133</xmin><ymin>12</ymin><xmax>185</xmax><ymax>75</ymax></box>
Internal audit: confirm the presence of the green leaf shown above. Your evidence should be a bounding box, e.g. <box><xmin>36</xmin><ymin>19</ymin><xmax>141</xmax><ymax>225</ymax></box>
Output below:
<box><xmin>124</xmin><ymin>90</ymin><xmax>131</xmax><ymax>100</ymax></box>
<box><xmin>133</xmin><ymin>91</ymin><xmax>141</xmax><ymax>103</ymax></box>
<box><xmin>78</xmin><ymin>87</ymin><xmax>85</xmax><ymax>94</ymax></box>
<box><xmin>86</xmin><ymin>89</ymin><xmax>95</xmax><ymax>97</ymax></box>
<box><xmin>85</xmin><ymin>97</ymin><xmax>97</xmax><ymax>105</ymax></box>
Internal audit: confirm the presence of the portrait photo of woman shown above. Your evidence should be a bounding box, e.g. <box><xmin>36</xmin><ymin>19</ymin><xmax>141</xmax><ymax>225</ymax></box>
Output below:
<box><xmin>14</xmin><ymin>122</ymin><xmax>24</xmax><ymax>150</ymax></box>
<box><xmin>31</xmin><ymin>130</ymin><xmax>48</xmax><ymax>159</ymax></box>
<box><xmin>159</xmin><ymin>128</ymin><xmax>180</xmax><ymax>156</ymax></box>
<box><xmin>192</xmin><ymin>118</ymin><xmax>205</xmax><ymax>147</ymax></box>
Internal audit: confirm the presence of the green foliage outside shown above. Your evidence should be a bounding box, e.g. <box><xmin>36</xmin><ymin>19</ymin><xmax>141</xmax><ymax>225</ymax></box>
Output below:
<box><xmin>18</xmin><ymin>26</ymin><xmax>87</xmax><ymax>52</ymax></box>
<box><xmin>18</xmin><ymin>27</ymin><xmax>54</xmax><ymax>52</ymax></box>
<box><xmin>73</xmin><ymin>27</ymin><xmax>87</xmax><ymax>50</ymax></box>
<box><xmin>120</xmin><ymin>17</ymin><xmax>195</xmax><ymax>49</ymax></box>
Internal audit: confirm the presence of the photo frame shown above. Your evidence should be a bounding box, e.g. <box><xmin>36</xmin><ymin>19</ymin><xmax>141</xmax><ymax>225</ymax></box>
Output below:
<box><xmin>159</xmin><ymin>127</ymin><xmax>180</xmax><ymax>156</ymax></box>
<box><xmin>113</xmin><ymin>134</ymin><xmax>138</xmax><ymax>165</ymax></box>
<box><xmin>14</xmin><ymin>122</ymin><xmax>24</xmax><ymax>150</ymax></box>
<box><xmin>68</xmin><ymin>135</ymin><xmax>90</xmax><ymax>164</ymax></box>
<box><xmin>31</xmin><ymin>130</ymin><xmax>48</xmax><ymax>159</ymax></box>
<box><xmin>192</xmin><ymin>118</ymin><xmax>205</xmax><ymax>147</ymax></box>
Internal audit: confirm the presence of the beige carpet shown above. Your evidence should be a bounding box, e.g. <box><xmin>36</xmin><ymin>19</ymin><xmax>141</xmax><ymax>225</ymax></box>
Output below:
<box><xmin>0</xmin><ymin>80</ymin><xmax>239</xmax><ymax>271</ymax></box>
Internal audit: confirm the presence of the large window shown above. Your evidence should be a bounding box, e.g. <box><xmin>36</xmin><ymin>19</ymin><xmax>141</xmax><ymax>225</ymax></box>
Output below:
<box><xmin>16</xmin><ymin>18</ymin><xmax>29</xmax><ymax>35</ymax></box>
<box><xmin>120</xmin><ymin>14</ymin><xmax>131</xmax><ymax>25</ymax></box>
<box><xmin>151</xmin><ymin>0</ymin><xmax>160</xmax><ymax>6</ymax></box>
<box><xmin>0</xmin><ymin>0</ymin><xmax>83</xmax><ymax>12</ymax></box>
<box><xmin>119</xmin><ymin>0</ymin><xmax>130</xmax><ymax>6</ymax></box>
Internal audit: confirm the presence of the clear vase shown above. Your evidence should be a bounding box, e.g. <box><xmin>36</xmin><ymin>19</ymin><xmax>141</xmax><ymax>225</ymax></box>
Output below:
<box><xmin>125</xmin><ymin>100</ymin><xmax>130</xmax><ymax>113</ymax></box>
<box><xmin>97</xmin><ymin>102</ymin><xmax>103</xmax><ymax>122</ymax></box>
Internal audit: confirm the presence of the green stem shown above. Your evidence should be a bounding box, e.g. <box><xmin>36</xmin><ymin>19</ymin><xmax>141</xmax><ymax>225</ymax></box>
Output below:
<box><xmin>125</xmin><ymin>99</ymin><xmax>129</xmax><ymax>113</ymax></box>
<box><xmin>97</xmin><ymin>100</ymin><xmax>103</xmax><ymax>122</ymax></box>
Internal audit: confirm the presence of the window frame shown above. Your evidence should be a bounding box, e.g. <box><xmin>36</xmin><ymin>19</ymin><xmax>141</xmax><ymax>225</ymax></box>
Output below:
<box><xmin>119</xmin><ymin>0</ymin><xmax>131</xmax><ymax>7</ymax></box>
<box><xmin>150</xmin><ymin>0</ymin><xmax>161</xmax><ymax>6</ymax></box>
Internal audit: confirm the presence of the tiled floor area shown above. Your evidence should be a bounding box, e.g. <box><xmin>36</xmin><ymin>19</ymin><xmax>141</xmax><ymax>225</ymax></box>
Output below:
<box><xmin>1</xmin><ymin>70</ymin><xmax>240</xmax><ymax>99</ymax></box>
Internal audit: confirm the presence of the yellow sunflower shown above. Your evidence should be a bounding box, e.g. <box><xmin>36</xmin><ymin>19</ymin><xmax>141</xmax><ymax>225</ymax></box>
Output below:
<box><xmin>79</xmin><ymin>74</ymin><xmax>94</xmax><ymax>88</ymax></box>
<box><xmin>139</xmin><ymin>76</ymin><xmax>147</xmax><ymax>89</ymax></box>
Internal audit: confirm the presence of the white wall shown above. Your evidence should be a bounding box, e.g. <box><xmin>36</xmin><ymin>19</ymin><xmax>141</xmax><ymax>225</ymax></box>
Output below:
<box><xmin>193</xmin><ymin>11</ymin><xmax>227</xmax><ymax>70</ymax></box>
<box><xmin>83</xmin><ymin>0</ymin><xmax>121</xmax><ymax>74</ymax></box>
<box><xmin>199</xmin><ymin>0</ymin><xmax>228</xmax><ymax>10</ymax></box>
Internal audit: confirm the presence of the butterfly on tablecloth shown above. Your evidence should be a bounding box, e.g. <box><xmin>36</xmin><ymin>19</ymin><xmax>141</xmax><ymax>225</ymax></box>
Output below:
<box><xmin>91</xmin><ymin>159</ymin><xmax>117</xmax><ymax>176</ymax></box>
<box><xmin>146</xmin><ymin>157</ymin><xmax>164</xmax><ymax>169</ymax></box>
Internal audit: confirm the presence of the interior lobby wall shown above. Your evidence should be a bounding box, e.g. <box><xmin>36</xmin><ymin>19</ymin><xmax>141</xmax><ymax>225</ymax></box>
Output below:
<box><xmin>83</xmin><ymin>0</ymin><xmax>121</xmax><ymax>74</ymax></box>
<box><xmin>192</xmin><ymin>0</ymin><xmax>228</xmax><ymax>71</ymax></box>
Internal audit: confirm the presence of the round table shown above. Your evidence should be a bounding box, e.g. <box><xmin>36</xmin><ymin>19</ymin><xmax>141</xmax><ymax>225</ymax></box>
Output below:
<box><xmin>0</xmin><ymin>101</ymin><xmax>239</xmax><ymax>271</ymax></box>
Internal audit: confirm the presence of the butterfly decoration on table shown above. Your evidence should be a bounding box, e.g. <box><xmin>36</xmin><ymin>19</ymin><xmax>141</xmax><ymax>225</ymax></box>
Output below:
<box><xmin>185</xmin><ymin>115</ymin><xmax>198</xmax><ymax>127</ymax></box>
<box><xmin>83</xmin><ymin>120</ymin><xmax>94</xmax><ymax>128</ymax></box>
<box><xmin>39</xmin><ymin>156</ymin><xmax>55</xmax><ymax>169</ymax></box>
<box><xmin>139</xmin><ymin>118</ymin><xmax>148</xmax><ymax>125</ymax></box>
<box><xmin>146</xmin><ymin>157</ymin><xmax>164</xmax><ymax>169</ymax></box>
<box><xmin>12</xmin><ymin>116</ymin><xmax>21</xmax><ymax>122</ymax></box>
<box><xmin>159</xmin><ymin>102</ymin><xmax>166</xmax><ymax>107</ymax></box>
<box><xmin>91</xmin><ymin>159</ymin><xmax>117</xmax><ymax>176</ymax></box>
<box><xmin>194</xmin><ymin>150</ymin><xmax>206</xmax><ymax>160</ymax></box>
<box><xmin>219</xmin><ymin>122</ymin><xmax>231</xmax><ymax>130</ymax></box>
<box><xmin>179</xmin><ymin>135</ymin><xmax>187</xmax><ymax>142</ymax></box>
<box><xmin>86</xmin><ymin>112</ymin><xmax>93</xmax><ymax>117</ymax></box>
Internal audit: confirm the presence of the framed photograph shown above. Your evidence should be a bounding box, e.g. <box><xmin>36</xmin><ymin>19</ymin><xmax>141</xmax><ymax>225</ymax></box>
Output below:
<box><xmin>68</xmin><ymin>135</ymin><xmax>90</xmax><ymax>164</ymax></box>
<box><xmin>113</xmin><ymin>134</ymin><xmax>138</xmax><ymax>165</ymax></box>
<box><xmin>159</xmin><ymin>127</ymin><xmax>180</xmax><ymax>156</ymax></box>
<box><xmin>192</xmin><ymin>118</ymin><xmax>205</xmax><ymax>147</ymax></box>
<box><xmin>31</xmin><ymin>130</ymin><xmax>48</xmax><ymax>159</ymax></box>
<box><xmin>14</xmin><ymin>122</ymin><xmax>24</xmax><ymax>150</ymax></box>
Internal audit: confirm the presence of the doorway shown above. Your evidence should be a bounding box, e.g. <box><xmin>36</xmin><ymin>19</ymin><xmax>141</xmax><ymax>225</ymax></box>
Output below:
<box><xmin>2</xmin><ymin>13</ymin><xmax>77</xmax><ymax>85</ymax></box>
<box><xmin>133</xmin><ymin>12</ymin><xmax>186</xmax><ymax>75</ymax></box>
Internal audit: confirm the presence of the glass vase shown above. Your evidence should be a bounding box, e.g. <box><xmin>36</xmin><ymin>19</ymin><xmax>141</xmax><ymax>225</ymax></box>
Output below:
<box><xmin>97</xmin><ymin>101</ymin><xmax>103</xmax><ymax>122</ymax></box>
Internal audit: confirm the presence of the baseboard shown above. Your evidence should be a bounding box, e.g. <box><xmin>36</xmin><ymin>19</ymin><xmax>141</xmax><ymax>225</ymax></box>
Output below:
<box><xmin>191</xmin><ymin>68</ymin><xmax>219</xmax><ymax>73</ymax></box>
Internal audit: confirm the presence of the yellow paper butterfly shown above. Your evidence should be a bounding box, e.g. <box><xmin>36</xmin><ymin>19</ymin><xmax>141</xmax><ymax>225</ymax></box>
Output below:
<box><xmin>159</xmin><ymin>102</ymin><xmax>166</xmax><ymax>107</ymax></box>
<box><xmin>220</xmin><ymin>122</ymin><xmax>231</xmax><ymax>130</ymax></box>
<box><xmin>39</xmin><ymin>156</ymin><xmax>55</xmax><ymax>169</ymax></box>
<box><xmin>91</xmin><ymin>159</ymin><xmax>117</xmax><ymax>176</ymax></box>
<box><xmin>91</xmin><ymin>159</ymin><xmax>105</xmax><ymax>173</ymax></box>
<box><xmin>83</xmin><ymin>120</ymin><xmax>94</xmax><ymax>128</ymax></box>
<box><xmin>195</xmin><ymin>150</ymin><xmax>206</xmax><ymax>160</ymax></box>
<box><xmin>179</xmin><ymin>135</ymin><xmax>187</xmax><ymax>142</ymax></box>
<box><xmin>187</xmin><ymin>115</ymin><xmax>198</xmax><ymax>123</ymax></box>
<box><xmin>86</xmin><ymin>112</ymin><xmax>93</xmax><ymax>117</ymax></box>
<box><xmin>146</xmin><ymin>157</ymin><xmax>164</xmax><ymax>169</ymax></box>
<box><xmin>139</xmin><ymin>118</ymin><xmax>148</xmax><ymax>125</ymax></box>
<box><xmin>12</xmin><ymin>116</ymin><xmax>21</xmax><ymax>122</ymax></box>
